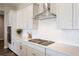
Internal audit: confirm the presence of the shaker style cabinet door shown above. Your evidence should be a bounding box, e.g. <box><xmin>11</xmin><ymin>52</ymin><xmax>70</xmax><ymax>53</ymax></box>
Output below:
<box><xmin>56</xmin><ymin>3</ymin><xmax>73</xmax><ymax>29</ymax></box>
<box><xmin>50</xmin><ymin>3</ymin><xmax>56</xmax><ymax>15</ymax></box>
<box><xmin>33</xmin><ymin>4</ymin><xmax>39</xmax><ymax>30</ymax></box>
<box><xmin>27</xmin><ymin>47</ymin><xmax>45</xmax><ymax>56</ymax></box>
<box><xmin>38</xmin><ymin>3</ymin><xmax>44</xmax><ymax>14</ymax></box>
<box><xmin>73</xmin><ymin>4</ymin><xmax>79</xmax><ymax>29</ymax></box>
<box><xmin>19</xmin><ymin>44</ymin><xmax>27</xmax><ymax>56</ymax></box>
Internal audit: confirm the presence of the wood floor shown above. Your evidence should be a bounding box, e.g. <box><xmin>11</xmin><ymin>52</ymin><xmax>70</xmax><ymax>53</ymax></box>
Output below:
<box><xmin>0</xmin><ymin>40</ymin><xmax>17</xmax><ymax>56</ymax></box>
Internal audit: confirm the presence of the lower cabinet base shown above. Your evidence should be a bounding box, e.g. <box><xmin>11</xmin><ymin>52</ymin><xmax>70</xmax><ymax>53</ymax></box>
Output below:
<box><xmin>9</xmin><ymin>41</ymin><xmax>69</xmax><ymax>56</ymax></box>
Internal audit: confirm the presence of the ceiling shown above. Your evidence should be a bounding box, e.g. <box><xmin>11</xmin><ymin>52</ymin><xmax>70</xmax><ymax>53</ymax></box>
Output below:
<box><xmin>2</xmin><ymin>3</ymin><xmax>30</xmax><ymax>7</ymax></box>
<box><xmin>0</xmin><ymin>3</ymin><xmax>32</xmax><ymax>9</ymax></box>
<box><xmin>0</xmin><ymin>3</ymin><xmax>32</xmax><ymax>15</ymax></box>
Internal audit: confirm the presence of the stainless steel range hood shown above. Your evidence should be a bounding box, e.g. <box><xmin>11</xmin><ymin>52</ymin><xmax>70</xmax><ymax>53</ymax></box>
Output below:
<box><xmin>34</xmin><ymin>3</ymin><xmax>56</xmax><ymax>20</ymax></box>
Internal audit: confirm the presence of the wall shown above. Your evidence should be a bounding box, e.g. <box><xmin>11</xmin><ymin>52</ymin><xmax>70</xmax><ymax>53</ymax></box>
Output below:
<box><xmin>38</xmin><ymin>18</ymin><xmax>79</xmax><ymax>47</ymax></box>
<box><xmin>7</xmin><ymin>10</ymin><xmax>17</xmax><ymax>49</ymax></box>
<box><xmin>4</xmin><ymin>10</ymin><xmax>10</xmax><ymax>48</ymax></box>
<box><xmin>0</xmin><ymin>15</ymin><xmax>4</xmax><ymax>40</ymax></box>
<box><xmin>0</xmin><ymin>4</ymin><xmax>17</xmax><ymax>48</ymax></box>
<box><xmin>4</xmin><ymin>10</ymin><xmax>17</xmax><ymax>48</ymax></box>
<box><xmin>0</xmin><ymin>4</ymin><xmax>33</xmax><ymax>48</ymax></box>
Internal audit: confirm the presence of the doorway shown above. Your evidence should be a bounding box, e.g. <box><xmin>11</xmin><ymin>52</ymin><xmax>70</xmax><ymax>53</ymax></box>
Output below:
<box><xmin>0</xmin><ymin>11</ymin><xmax>4</xmax><ymax>49</ymax></box>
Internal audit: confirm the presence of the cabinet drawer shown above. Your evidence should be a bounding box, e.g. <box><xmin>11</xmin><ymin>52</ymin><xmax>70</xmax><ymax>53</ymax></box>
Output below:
<box><xmin>31</xmin><ymin>48</ymin><xmax>45</xmax><ymax>56</ymax></box>
<box><xmin>46</xmin><ymin>49</ymin><xmax>69</xmax><ymax>56</ymax></box>
<box><xmin>22</xmin><ymin>41</ymin><xmax>45</xmax><ymax>53</ymax></box>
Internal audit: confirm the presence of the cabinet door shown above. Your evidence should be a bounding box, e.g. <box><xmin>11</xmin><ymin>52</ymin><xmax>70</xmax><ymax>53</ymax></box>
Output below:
<box><xmin>31</xmin><ymin>48</ymin><xmax>45</xmax><ymax>56</ymax></box>
<box><xmin>8</xmin><ymin>11</ymin><xmax>12</xmax><ymax>26</ymax></box>
<box><xmin>38</xmin><ymin>3</ymin><xmax>44</xmax><ymax>14</ymax></box>
<box><xmin>56</xmin><ymin>3</ymin><xmax>73</xmax><ymax>29</ymax></box>
<box><xmin>50</xmin><ymin>3</ymin><xmax>56</xmax><ymax>14</ymax></box>
<box><xmin>27</xmin><ymin>4</ymin><xmax>33</xmax><ymax>29</ymax></box>
<box><xmin>33</xmin><ymin>4</ymin><xmax>39</xmax><ymax>16</ymax></box>
<box><xmin>33</xmin><ymin>4</ymin><xmax>39</xmax><ymax>30</ymax></box>
<box><xmin>20</xmin><ymin>44</ymin><xmax>27</xmax><ymax>56</ymax></box>
<box><xmin>11</xmin><ymin>41</ymin><xmax>20</xmax><ymax>55</ymax></box>
<box><xmin>26</xmin><ymin>46</ymin><xmax>45</xmax><ymax>56</ymax></box>
<box><xmin>17</xmin><ymin>4</ymin><xmax>33</xmax><ymax>29</ymax></box>
<box><xmin>73</xmin><ymin>3</ymin><xmax>79</xmax><ymax>29</ymax></box>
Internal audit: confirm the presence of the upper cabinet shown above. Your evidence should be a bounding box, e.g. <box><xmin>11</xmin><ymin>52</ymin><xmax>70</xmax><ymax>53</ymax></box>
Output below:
<box><xmin>16</xmin><ymin>4</ymin><xmax>39</xmax><ymax>30</ymax></box>
<box><xmin>17</xmin><ymin>4</ymin><xmax>33</xmax><ymax>29</ymax></box>
<box><xmin>8</xmin><ymin>10</ymin><xmax>17</xmax><ymax>41</ymax></box>
<box><xmin>50</xmin><ymin>3</ymin><xmax>56</xmax><ymax>15</ymax></box>
<box><xmin>56</xmin><ymin>3</ymin><xmax>79</xmax><ymax>29</ymax></box>
<box><xmin>56</xmin><ymin>3</ymin><xmax>73</xmax><ymax>29</ymax></box>
<box><xmin>8</xmin><ymin>10</ymin><xmax>17</xmax><ymax>26</ymax></box>
<box><xmin>38</xmin><ymin>3</ymin><xmax>44</xmax><ymax>14</ymax></box>
<box><xmin>26</xmin><ymin>4</ymin><xmax>33</xmax><ymax>29</ymax></box>
<box><xmin>33</xmin><ymin>4</ymin><xmax>39</xmax><ymax>17</ymax></box>
<box><xmin>33</xmin><ymin>4</ymin><xmax>39</xmax><ymax>30</ymax></box>
<box><xmin>73</xmin><ymin>4</ymin><xmax>79</xmax><ymax>29</ymax></box>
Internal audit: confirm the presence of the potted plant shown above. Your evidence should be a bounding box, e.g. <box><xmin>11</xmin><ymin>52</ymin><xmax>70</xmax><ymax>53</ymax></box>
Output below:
<box><xmin>16</xmin><ymin>29</ymin><xmax>23</xmax><ymax>35</ymax></box>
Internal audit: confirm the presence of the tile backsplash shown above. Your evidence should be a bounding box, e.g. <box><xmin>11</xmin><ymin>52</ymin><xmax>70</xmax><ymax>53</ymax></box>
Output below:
<box><xmin>38</xmin><ymin>18</ymin><xmax>79</xmax><ymax>47</ymax></box>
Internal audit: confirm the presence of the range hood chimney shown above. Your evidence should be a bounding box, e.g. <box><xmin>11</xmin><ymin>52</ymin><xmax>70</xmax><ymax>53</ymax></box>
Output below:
<box><xmin>34</xmin><ymin>3</ymin><xmax>56</xmax><ymax>20</ymax></box>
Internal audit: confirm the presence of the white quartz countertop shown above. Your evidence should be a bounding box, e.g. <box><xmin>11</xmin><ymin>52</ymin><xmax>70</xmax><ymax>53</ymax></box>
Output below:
<box><xmin>47</xmin><ymin>43</ymin><xmax>79</xmax><ymax>56</ymax></box>
<box><xmin>18</xmin><ymin>39</ymin><xmax>79</xmax><ymax>56</ymax></box>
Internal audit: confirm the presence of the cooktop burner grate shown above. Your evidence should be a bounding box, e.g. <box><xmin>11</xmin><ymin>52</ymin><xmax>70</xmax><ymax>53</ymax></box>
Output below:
<box><xmin>29</xmin><ymin>39</ymin><xmax>55</xmax><ymax>46</ymax></box>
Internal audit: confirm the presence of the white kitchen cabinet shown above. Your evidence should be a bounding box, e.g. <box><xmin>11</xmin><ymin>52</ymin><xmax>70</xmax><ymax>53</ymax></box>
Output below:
<box><xmin>38</xmin><ymin>3</ymin><xmax>44</xmax><ymax>14</ymax></box>
<box><xmin>8</xmin><ymin>10</ymin><xmax>17</xmax><ymax>41</ymax></box>
<box><xmin>46</xmin><ymin>49</ymin><xmax>69</xmax><ymax>56</ymax></box>
<box><xmin>17</xmin><ymin>7</ymin><xmax>28</xmax><ymax>29</ymax></box>
<box><xmin>8</xmin><ymin>11</ymin><xmax>12</xmax><ymax>26</ymax></box>
<box><xmin>26</xmin><ymin>45</ymin><xmax>45</xmax><ymax>56</ymax></box>
<box><xmin>33</xmin><ymin>4</ymin><xmax>39</xmax><ymax>16</ymax></box>
<box><xmin>73</xmin><ymin>4</ymin><xmax>79</xmax><ymax>29</ymax></box>
<box><xmin>19</xmin><ymin>44</ymin><xmax>27</xmax><ymax>56</ymax></box>
<box><xmin>12</xmin><ymin>41</ymin><xmax>21</xmax><ymax>55</ymax></box>
<box><xmin>50</xmin><ymin>3</ymin><xmax>56</xmax><ymax>15</ymax></box>
<box><xmin>56</xmin><ymin>3</ymin><xmax>79</xmax><ymax>29</ymax></box>
<box><xmin>8</xmin><ymin>10</ymin><xmax>18</xmax><ymax>55</ymax></box>
<box><xmin>12</xmin><ymin>41</ymin><xmax>28</xmax><ymax>56</ymax></box>
<box><xmin>27</xmin><ymin>4</ymin><xmax>33</xmax><ymax>29</ymax></box>
<box><xmin>22</xmin><ymin>42</ymin><xmax>45</xmax><ymax>56</ymax></box>
<box><xmin>8</xmin><ymin>41</ymin><xmax>20</xmax><ymax>55</ymax></box>
<box><xmin>56</xmin><ymin>3</ymin><xmax>73</xmax><ymax>29</ymax></box>
<box><xmin>17</xmin><ymin>4</ymin><xmax>34</xmax><ymax>29</ymax></box>
<box><xmin>14</xmin><ymin>41</ymin><xmax>21</xmax><ymax>56</ymax></box>
<box><xmin>16</xmin><ymin>4</ymin><xmax>40</xmax><ymax>30</ymax></box>
<box><xmin>9</xmin><ymin>41</ymin><xmax>27</xmax><ymax>56</ymax></box>
<box><xmin>8</xmin><ymin>10</ymin><xmax>17</xmax><ymax>26</ymax></box>
<box><xmin>33</xmin><ymin>4</ymin><xmax>39</xmax><ymax>30</ymax></box>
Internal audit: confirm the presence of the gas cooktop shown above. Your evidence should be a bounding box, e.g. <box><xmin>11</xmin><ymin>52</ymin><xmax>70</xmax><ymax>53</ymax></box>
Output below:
<box><xmin>29</xmin><ymin>39</ymin><xmax>55</xmax><ymax>46</ymax></box>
